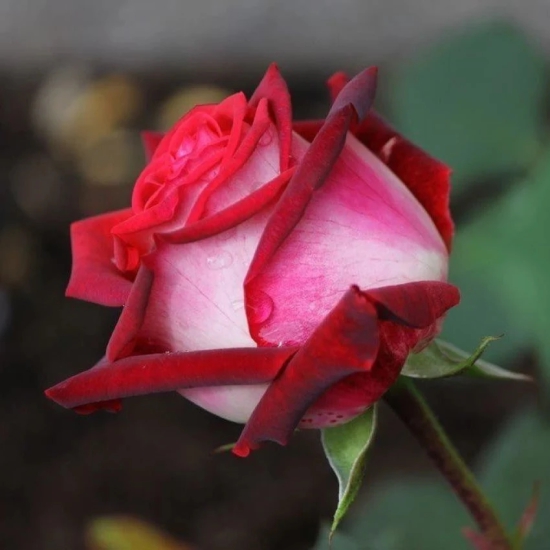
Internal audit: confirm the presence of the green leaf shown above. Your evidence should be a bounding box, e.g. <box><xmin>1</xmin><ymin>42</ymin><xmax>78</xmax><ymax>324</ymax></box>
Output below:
<box><xmin>402</xmin><ymin>337</ymin><xmax>531</xmax><ymax>381</ymax></box>
<box><xmin>87</xmin><ymin>516</ymin><xmax>190</xmax><ymax>550</ymax></box>
<box><xmin>479</xmin><ymin>409</ymin><xmax>550</xmax><ymax>550</ymax></box>
<box><xmin>321</xmin><ymin>406</ymin><xmax>378</xmax><ymax>539</ymax></box>
<box><xmin>389</xmin><ymin>20</ymin><xmax>546</xmax><ymax>189</ymax></box>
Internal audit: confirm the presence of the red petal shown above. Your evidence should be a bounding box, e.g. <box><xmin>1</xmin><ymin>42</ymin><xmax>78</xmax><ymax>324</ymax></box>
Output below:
<box><xmin>366</xmin><ymin>281</ymin><xmax>460</xmax><ymax>327</ymax></box>
<box><xmin>328</xmin><ymin>67</ymin><xmax>377</xmax><ymax>121</ymax></box>
<box><xmin>106</xmin><ymin>266</ymin><xmax>154</xmax><ymax>362</ymax></box>
<box><xmin>66</xmin><ymin>209</ymin><xmax>134</xmax><ymax>307</ymax></box>
<box><xmin>161</xmin><ymin>168</ymin><xmax>294</xmax><ymax>244</ymax></box>
<box><xmin>234</xmin><ymin>280</ymin><xmax>459</xmax><ymax>456</ymax></box>
<box><xmin>234</xmin><ymin>286</ymin><xmax>380</xmax><ymax>456</ymax></box>
<box><xmin>249</xmin><ymin>63</ymin><xmax>293</xmax><ymax>171</ymax></box>
<box><xmin>45</xmin><ymin>347</ymin><xmax>298</xmax><ymax>411</ymax></box>
<box><xmin>245</xmin><ymin>68</ymin><xmax>378</xmax><ymax>289</ymax></box>
<box><xmin>141</xmin><ymin>131</ymin><xmax>165</xmax><ymax>161</ymax></box>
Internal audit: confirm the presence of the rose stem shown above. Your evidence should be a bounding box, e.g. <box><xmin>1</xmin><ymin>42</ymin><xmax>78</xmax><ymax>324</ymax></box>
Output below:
<box><xmin>384</xmin><ymin>379</ymin><xmax>513</xmax><ymax>550</ymax></box>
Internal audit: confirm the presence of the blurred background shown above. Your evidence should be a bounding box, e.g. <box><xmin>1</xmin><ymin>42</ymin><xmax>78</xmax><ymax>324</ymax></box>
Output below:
<box><xmin>0</xmin><ymin>2</ymin><xmax>549</xmax><ymax>549</ymax></box>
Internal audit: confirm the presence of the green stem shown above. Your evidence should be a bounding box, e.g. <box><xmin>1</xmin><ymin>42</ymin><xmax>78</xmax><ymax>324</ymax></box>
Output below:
<box><xmin>384</xmin><ymin>379</ymin><xmax>513</xmax><ymax>550</ymax></box>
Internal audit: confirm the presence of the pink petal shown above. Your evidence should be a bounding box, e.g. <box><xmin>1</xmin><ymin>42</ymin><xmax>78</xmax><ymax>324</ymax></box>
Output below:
<box><xmin>245</xmin><ymin>67</ymin><xmax>378</xmax><ymax>295</ymax></box>
<box><xmin>45</xmin><ymin>346</ymin><xmax>297</xmax><ymax>410</ymax></box>
<box><xmin>138</xmin><ymin>210</ymin><xmax>270</xmax><ymax>354</ymax></box>
<box><xmin>246</xmin><ymin>133</ymin><xmax>449</xmax><ymax>347</ymax></box>
<box><xmin>353</xmin><ymin>112</ymin><xmax>454</xmax><ymax>251</ymax></box>
<box><xmin>66</xmin><ymin>209</ymin><xmax>134</xmax><ymax>307</ymax></box>
<box><xmin>234</xmin><ymin>286</ymin><xmax>380</xmax><ymax>456</ymax></box>
<box><xmin>305</xmin><ymin>71</ymin><xmax>454</xmax><ymax>250</ymax></box>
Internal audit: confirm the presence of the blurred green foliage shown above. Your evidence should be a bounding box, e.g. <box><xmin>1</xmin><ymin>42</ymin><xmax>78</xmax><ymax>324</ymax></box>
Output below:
<box><xmin>389</xmin><ymin>20</ymin><xmax>547</xmax><ymax>192</ymax></box>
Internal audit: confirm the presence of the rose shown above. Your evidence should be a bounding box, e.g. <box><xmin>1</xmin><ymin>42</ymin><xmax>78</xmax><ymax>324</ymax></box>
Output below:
<box><xmin>46</xmin><ymin>65</ymin><xmax>459</xmax><ymax>457</ymax></box>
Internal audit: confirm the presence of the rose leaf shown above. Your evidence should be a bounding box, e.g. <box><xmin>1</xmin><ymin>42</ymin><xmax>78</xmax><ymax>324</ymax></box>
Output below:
<box><xmin>402</xmin><ymin>337</ymin><xmax>531</xmax><ymax>381</ymax></box>
<box><xmin>321</xmin><ymin>405</ymin><xmax>378</xmax><ymax>540</ymax></box>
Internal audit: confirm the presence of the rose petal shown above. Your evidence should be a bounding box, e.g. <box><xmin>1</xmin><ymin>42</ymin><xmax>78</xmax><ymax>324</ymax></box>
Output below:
<box><xmin>234</xmin><ymin>281</ymin><xmax>459</xmax><ymax>456</ymax></box>
<box><xmin>249</xmin><ymin>63</ymin><xmax>293</xmax><ymax>171</ymax></box>
<box><xmin>106</xmin><ymin>266</ymin><xmax>154</xmax><ymax>362</ymax></box>
<box><xmin>234</xmin><ymin>286</ymin><xmax>380</xmax><ymax>456</ymax></box>
<box><xmin>186</xmin><ymin>99</ymin><xmax>276</xmax><ymax>223</ymax></box>
<box><xmin>300</xmin><ymin>71</ymin><xmax>454</xmax><ymax>250</ymax></box>
<box><xmin>137</xmin><ymin>211</ymin><xmax>271</xmax><ymax>353</ymax></box>
<box><xmin>161</xmin><ymin>168</ymin><xmax>295</xmax><ymax>244</ymax></box>
<box><xmin>245</xmin><ymin>67</ymin><xmax>378</xmax><ymax>298</ymax></box>
<box><xmin>246</xmin><ymin>133</ymin><xmax>449</xmax><ymax>347</ymax></box>
<box><xmin>366</xmin><ymin>281</ymin><xmax>460</xmax><ymax>327</ymax></box>
<box><xmin>66</xmin><ymin>209</ymin><xmax>134</xmax><ymax>307</ymax></box>
<box><xmin>45</xmin><ymin>347</ymin><xmax>298</xmax><ymax>410</ymax></box>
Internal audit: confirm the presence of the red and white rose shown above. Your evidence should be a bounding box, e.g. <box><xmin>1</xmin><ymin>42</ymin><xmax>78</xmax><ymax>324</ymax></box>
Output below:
<box><xmin>46</xmin><ymin>65</ymin><xmax>459</xmax><ymax>456</ymax></box>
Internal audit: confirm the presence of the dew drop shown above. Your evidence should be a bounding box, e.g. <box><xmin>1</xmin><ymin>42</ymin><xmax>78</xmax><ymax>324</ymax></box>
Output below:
<box><xmin>206</xmin><ymin>250</ymin><xmax>233</xmax><ymax>270</ymax></box>
<box><xmin>231</xmin><ymin>299</ymin><xmax>244</xmax><ymax>312</ymax></box>
<box><xmin>259</xmin><ymin>129</ymin><xmax>273</xmax><ymax>147</ymax></box>
<box><xmin>248</xmin><ymin>290</ymin><xmax>274</xmax><ymax>324</ymax></box>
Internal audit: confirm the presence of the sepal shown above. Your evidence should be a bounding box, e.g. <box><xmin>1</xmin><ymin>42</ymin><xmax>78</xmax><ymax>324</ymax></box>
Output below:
<box><xmin>402</xmin><ymin>337</ymin><xmax>531</xmax><ymax>381</ymax></box>
<box><xmin>321</xmin><ymin>406</ymin><xmax>378</xmax><ymax>540</ymax></box>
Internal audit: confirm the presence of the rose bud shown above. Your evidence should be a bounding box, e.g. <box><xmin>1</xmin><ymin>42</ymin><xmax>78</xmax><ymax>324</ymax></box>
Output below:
<box><xmin>46</xmin><ymin>65</ymin><xmax>459</xmax><ymax>456</ymax></box>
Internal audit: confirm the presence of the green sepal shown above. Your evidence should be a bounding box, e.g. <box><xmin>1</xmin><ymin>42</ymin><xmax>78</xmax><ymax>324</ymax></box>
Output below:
<box><xmin>401</xmin><ymin>337</ymin><xmax>531</xmax><ymax>381</ymax></box>
<box><xmin>321</xmin><ymin>406</ymin><xmax>378</xmax><ymax>540</ymax></box>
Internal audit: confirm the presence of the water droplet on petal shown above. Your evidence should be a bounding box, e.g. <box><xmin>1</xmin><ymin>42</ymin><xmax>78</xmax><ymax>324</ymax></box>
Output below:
<box><xmin>248</xmin><ymin>289</ymin><xmax>274</xmax><ymax>324</ymax></box>
<box><xmin>231</xmin><ymin>299</ymin><xmax>244</xmax><ymax>312</ymax></box>
<box><xmin>206</xmin><ymin>250</ymin><xmax>233</xmax><ymax>270</ymax></box>
<box><xmin>259</xmin><ymin>129</ymin><xmax>273</xmax><ymax>147</ymax></box>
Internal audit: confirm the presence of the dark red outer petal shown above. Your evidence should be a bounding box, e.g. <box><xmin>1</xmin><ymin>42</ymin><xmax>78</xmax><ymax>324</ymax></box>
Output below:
<box><xmin>327</xmin><ymin>66</ymin><xmax>377</xmax><ymax>121</ymax></box>
<box><xmin>234</xmin><ymin>280</ymin><xmax>459</xmax><ymax>457</ymax></box>
<box><xmin>366</xmin><ymin>281</ymin><xmax>460</xmax><ymax>328</ymax></box>
<box><xmin>106</xmin><ymin>266</ymin><xmax>154</xmax><ymax>362</ymax></box>
<box><xmin>45</xmin><ymin>347</ymin><xmax>299</xmax><ymax>411</ymax></box>
<box><xmin>249</xmin><ymin>63</ymin><xmax>293</xmax><ymax>172</ymax></box>
<box><xmin>66</xmin><ymin>208</ymin><xmax>134</xmax><ymax>307</ymax></box>
<box><xmin>234</xmin><ymin>286</ymin><xmax>380</xmax><ymax>457</ymax></box>
<box><xmin>141</xmin><ymin>131</ymin><xmax>165</xmax><ymax>161</ymax></box>
<box><xmin>161</xmin><ymin>167</ymin><xmax>295</xmax><ymax>244</ymax></box>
